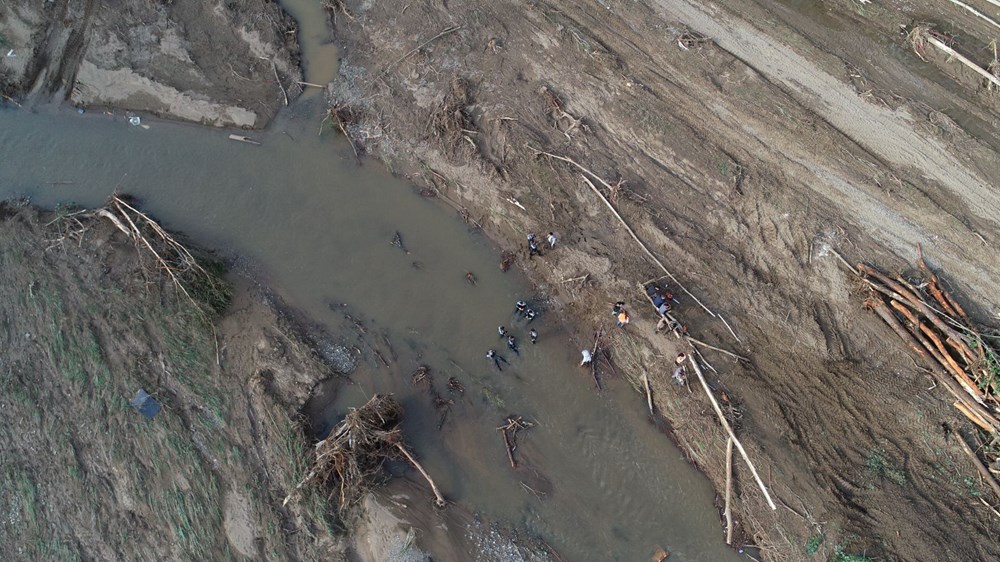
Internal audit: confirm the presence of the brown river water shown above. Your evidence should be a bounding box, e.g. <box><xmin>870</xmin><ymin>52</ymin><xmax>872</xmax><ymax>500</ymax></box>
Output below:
<box><xmin>0</xmin><ymin>2</ymin><xmax>748</xmax><ymax>560</ymax></box>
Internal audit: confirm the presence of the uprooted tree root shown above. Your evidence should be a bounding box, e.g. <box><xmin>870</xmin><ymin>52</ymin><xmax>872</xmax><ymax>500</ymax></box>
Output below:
<box><xmin>94</xmin><ymin>195</ymin><xmax>231</xmax><ymax>315</ymax></box>
<box><xmin>284</xmin><ymin>394</ymin><xmax>447</xmax><ymax>510</ymax></box>
<box><xmin>429</xmin><ymin>77</ymin><xmax>478</xmax><ymax>157</ymax></box>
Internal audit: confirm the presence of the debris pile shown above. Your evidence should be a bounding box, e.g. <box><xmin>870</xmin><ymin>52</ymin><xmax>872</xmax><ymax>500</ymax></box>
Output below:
<box><xmin>857</xmin><ymin>251</ymin><xmax>1000</xmax><ymax>472</ymax></box>
<box><xmin>284</xmin><ymin>394</ymin><xmax>447</xmax><ymax>510</ymax></box>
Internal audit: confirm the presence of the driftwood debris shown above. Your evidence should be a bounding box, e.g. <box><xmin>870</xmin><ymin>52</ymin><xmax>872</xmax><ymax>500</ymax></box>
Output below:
<box><xmin>284</xmin><ymin>394</ymin><xmax>446</xmax><ymax>509</ymax></box>
<box><xmin>498</xmin><ymin>416</ymin><xmax>534</xmax><ymax>469</ymax></box>
<box><xmin>908</xmin><ymin>26</ymin><xmax>1000</xmax><ymax>89</ymax></box>
<box><xmin>97</xmin><ymin>196</ymin><xmax>224</xmax><ymax>315</ymax></box>
<box><xmin>688</xmin><ymin>354</ymin><xmax>777</xmax><ymax>510</ymax></box>
<box><xmin>724</xmin><ymin>436</ymin><xmax>734</xmax><ymax>544</ymax></box>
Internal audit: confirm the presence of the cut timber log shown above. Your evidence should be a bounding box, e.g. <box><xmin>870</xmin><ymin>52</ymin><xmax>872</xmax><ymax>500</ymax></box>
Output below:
<box><xmin>859</xmin><ymin>264</ymin><xmax>978</xmax><ymax>365</ymax></box>
<box><xmin>955</xmin><ymin>401</ymin><xmax>997</xmax><ymax>434</ymax></box>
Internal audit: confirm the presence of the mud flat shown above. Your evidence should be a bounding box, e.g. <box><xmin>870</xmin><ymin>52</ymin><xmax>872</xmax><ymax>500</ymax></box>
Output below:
<box><xmin>0</xmin><ymin>0</ymin><xmax>301</xmax><ymax>127</ymax></box>
<box><xmin>325</xmin><ymin>0</ymin><xmax>1000</xmax><ymax>560</ymax></box>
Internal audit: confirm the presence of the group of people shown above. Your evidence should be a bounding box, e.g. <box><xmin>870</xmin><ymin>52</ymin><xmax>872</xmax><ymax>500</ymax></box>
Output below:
<box><xmin>487</xmin><ymin>301</ymin><xmax>541</xmax><ymax>371</ymax></box>
<box><xmin>527</xmin><ymin>232</ymin><xmax>558</xmax><ymax>258</ymax></box>
<box><xmin>646</xmin><ymin>283</ymin><xmax>674</xmax><ymax>316</ymax></box>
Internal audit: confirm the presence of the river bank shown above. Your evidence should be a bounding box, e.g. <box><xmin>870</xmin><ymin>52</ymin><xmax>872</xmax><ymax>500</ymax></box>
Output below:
<box><xmin>0</xmin><ymin>201</ymin><xmax>491</xmax><ymax>561</ymax></box>
<box><xmin>325</xmin><ymin>0</ymin><xmax>1000</xmax><ymax>560</ymax></box>
<box><xmin>4</xmin><ymin>0</ymin><xmax>1000</xmax><ymax>559</ymax></box>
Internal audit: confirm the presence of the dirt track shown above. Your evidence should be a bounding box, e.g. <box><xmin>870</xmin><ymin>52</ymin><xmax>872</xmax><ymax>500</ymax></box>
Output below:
<box><xmin>328</xmin><ymin>0</ymin><xmax>1000</xmax><ymax>559</ymax></box>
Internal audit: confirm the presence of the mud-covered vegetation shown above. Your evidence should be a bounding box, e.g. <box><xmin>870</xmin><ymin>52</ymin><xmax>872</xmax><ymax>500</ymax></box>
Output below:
<box><xmin>0</xmin><ymin>202</ymin><xmax>343</xmax><ymax>560</ymax></box>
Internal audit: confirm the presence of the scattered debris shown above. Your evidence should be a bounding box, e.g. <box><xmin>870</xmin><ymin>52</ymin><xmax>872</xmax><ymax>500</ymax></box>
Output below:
<box><xmin>499</xmin><ymin>249</ymin><xmax>516</xmax><ymax>271</ymax></box>
<box><xmin>228</xmin><ymin>134</ymin><xmax>261</xmax><ymax>145</ymax></box>
<box><xmin>130</xmin><ymin>389</ymin><xmax>162</xmax><ymax>420</ymax></box>
<box><xmin>497</xmin><ymin>415</ymin><xmax>534</xmax><ymax>469</ymax></box>
<box><xmin>391</xmin><ymin>230</ymin><xmax>409</xmax><ymax>253</ymax></box>
<box><xmin>284</xmin><ymin>394</ymin><xmax>447</xmax><ymax>509</ymax></box>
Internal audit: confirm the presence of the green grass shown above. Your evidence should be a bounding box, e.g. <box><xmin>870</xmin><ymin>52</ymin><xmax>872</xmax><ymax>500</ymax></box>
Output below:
<box><xmin>716</xmin><ymin>156</ymin><xmax>732</xmax><ymax>179</ymax></box>
<box><xmin>6</xmin><ymin>468</ymin><xmax>39</xmax><ymax>526</ymax></box>
<box><xmin>968</xmin><ymin>334</ymin><xmax>1000</xmax><ymax>395</ymax></box>
<box><xmin>830</xmin><ymin>545</ymin><xmax>873</xmax><ymax>562</ymax></box>
<box><xmin>865</xmin><ymin>448</ymin><xmax>906</xmax><ymax>486</ymax></box>
<box><xmin>806</xmin><ymin>533</ymin><xmax>824</xmax><ymax>555</ymax></box>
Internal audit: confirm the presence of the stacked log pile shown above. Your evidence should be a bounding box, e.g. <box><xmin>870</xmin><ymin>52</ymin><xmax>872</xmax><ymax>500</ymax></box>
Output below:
<box><xmin>856</xmin><ymin>252</ymin><xmax>1000</xmax><ymax>476</ymax></box>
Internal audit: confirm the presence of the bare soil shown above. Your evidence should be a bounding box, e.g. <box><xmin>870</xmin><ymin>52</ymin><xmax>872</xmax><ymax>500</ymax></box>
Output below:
<box><xmin>0</xmin><ymin>0</ymin><xmax>301</xmax><ymax>127</ymax></box>
<box><xmin>326</xmin><ymin>0</ymin><xmax>1000</xmax><ymax>560</ymax></box>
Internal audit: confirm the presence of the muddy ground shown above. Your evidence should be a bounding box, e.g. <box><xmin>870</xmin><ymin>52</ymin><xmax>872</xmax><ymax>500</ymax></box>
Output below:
<box><xmin>0</xmin><ymin>202</ymin><xmax>442</xmax><ymax>561</ymax></box>
<box><xmin>0</xmin><ymin>0</ymin><xmax>301</xmax><ymax>127</ymax></box>
<box><xmin>326</xmin><ymin>0</ymin><xmax>1000</xmax><ymax>560</ymax></box>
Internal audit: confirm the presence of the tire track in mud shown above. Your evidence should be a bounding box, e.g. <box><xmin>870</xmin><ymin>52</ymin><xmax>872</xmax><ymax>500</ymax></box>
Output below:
<box><xmin>652</xmin><ymin>0</ymin><xmax>999</xmax><ymax>225</ymax></box>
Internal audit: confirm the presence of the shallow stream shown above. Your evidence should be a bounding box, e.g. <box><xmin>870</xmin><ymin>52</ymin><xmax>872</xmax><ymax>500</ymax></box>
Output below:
<box><xmin>0</xmin><ymin>2</ymin><xmax>747</xmax><ymax>559</ymax></box>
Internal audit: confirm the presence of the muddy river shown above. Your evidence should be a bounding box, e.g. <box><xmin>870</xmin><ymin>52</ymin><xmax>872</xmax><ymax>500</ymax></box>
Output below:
<box><xmin>0</xmin><ymin>2</ymin><xmax>746</xmax><ymax>559</ymax></box>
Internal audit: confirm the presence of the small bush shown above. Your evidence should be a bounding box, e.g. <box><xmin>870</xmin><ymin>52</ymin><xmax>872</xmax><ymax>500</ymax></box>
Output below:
<box><xmin>806</xmin><ymin>534</ymin><xmax>824</xmax><ymax>555</ymax></box>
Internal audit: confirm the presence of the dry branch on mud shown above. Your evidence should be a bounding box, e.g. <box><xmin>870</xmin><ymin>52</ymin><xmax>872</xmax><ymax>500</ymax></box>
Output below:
<box><xmin>284</xmin><ymin>394</ymin><xmax>447</xmax><ymax>510</ymax></box>
<box><xmin>429</xmin><ymin>77</ymin><xmax>478</xmax><ymax>158</ymax></box>
<box><xmin>907</xmin><ymin>25</ymin><xmax>1000</xmax><ymax>90</ymax></box>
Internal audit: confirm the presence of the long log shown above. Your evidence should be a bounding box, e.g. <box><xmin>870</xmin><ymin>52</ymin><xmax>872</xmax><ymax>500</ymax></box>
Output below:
<box><xmin>724</xmin><ymin>436</ymin><xmax>734</xmax><ymax>545</ymax></box>
<box><xmin>687</xmin><ymin>354</ymin><xmax>776</xmax><ymax>510</ymax></box>
<box><xmin>591</xmin><ymin>331</ymin><xmax>603</xmax><ymax>391</ymax></box>
<box><xmin>642</xmin><ymin>373</ymin><xmax>654</xmax><ymax>415</ymax></box>
<box><xmin>394</xmin><ymin>444</ymin><xmax>448</xmax><ymax>507</ymax></box>
<box><xmin>536</xmin><ymin>157</ymin><xmax>719</xmax><ymax>321</ymax></box>
<box><xmin>502</xmin><ymin>428</ymin><xmax>518</xmax><ymax>469</ymax></box>
<box><xmin>956</xmin><ymin>434</ymin><xmax>1000</xmax><ymax>505</ymax></box>
<box><xmin>924</xmin><ymin>35</ymin><xmax>1000</xmax><ymax>90</ymax></box>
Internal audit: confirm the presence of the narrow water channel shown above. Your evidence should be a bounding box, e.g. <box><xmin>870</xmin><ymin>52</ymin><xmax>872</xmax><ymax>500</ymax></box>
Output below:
<box><xmin>0</xmin><ymin>3</ymin><xmax>746</xmax><ymax>559</ymax></box>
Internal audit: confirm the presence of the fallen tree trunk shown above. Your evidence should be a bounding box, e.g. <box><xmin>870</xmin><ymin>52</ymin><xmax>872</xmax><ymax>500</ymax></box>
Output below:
<box><xmin>395</xmin><ymin>443</ymin><xmax>448</xmax><ymax>507</ymax></box>
<box><xmin>688</xmin><ymin>354</ymin><xmax>776</xmax><ymax>510</ymax></box>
